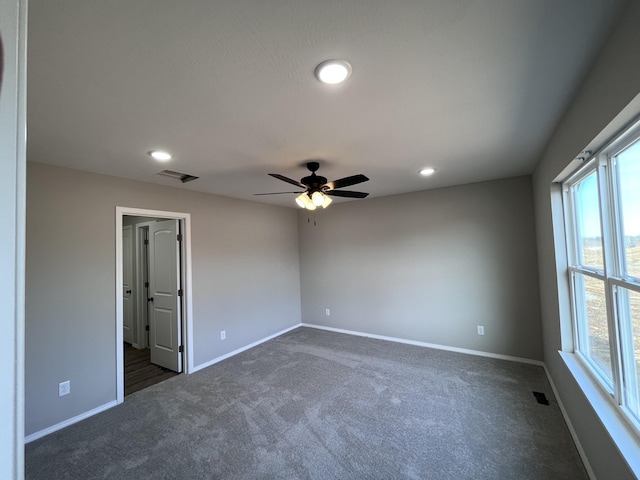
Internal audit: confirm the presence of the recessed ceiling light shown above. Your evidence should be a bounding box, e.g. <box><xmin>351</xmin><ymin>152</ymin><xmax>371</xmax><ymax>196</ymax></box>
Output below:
<box><xmin>315</xmin><ymin>60</ymin><xmax>352</xmax><ymax>84</ymax></box>
<box><xmin>149</xmin><ymin>150</ymin><xmax>172</xmax><ymax>161</ymax></box>
<box><xmin>420</xmin><ymin>167</ymin><xmax>436</xmax><ymax>176</ymax></box>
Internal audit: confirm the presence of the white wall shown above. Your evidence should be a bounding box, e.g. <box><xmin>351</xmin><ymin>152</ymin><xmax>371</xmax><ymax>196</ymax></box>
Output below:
<box><xmin>300</xmin><ymin>176</ymin><xmax>542</xmax><ymax>361</ymax></box>
<box><xmin>532</xmin><ymin>1</ymin><xmax>640</xmax><ymax>478</ymax></box>
<box><xmin>25</xmin><ymin>162</ymin><xmax>301</xmax><ymax>436</ymax></box>
<box><xmin>0</xmin><ymin>0</ymin><xmax>26</xmax><ymax>477</ymax></box>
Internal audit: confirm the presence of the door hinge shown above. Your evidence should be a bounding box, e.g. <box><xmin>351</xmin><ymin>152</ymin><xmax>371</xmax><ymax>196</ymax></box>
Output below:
<box><xmin>145</xmin><ymin>325</ymin><xmax>149</xmax><ymax>331</ymax></box>
<box><xmin>144</xmin><ymin>281</ymin><xmax>149</xmax><ymax>288</ymax></box>
<box><xmin>178</xmin><ymin>345</ymin><xmax>184</xmax><ymax>353</ymax></box>
<box><xmin>177</xmin><ymin>234</ymin><xmax>183</xmax><ymax>242</ymax></box>
<box><xmin>178</xmin><ymin>289</ymin><xmax>183</xmax><ymax>297</ymax></box>
<box><xmin>144</xmin><ymin>239</ymin><xmax>149</xmax><ymax>245</ymax></box>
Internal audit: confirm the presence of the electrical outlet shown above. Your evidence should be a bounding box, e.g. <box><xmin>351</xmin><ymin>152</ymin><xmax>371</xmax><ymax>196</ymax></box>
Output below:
<box><xmin>59</xmin><ymin>380</ymin><xmax>70</xmax><ymax>397</ymax></box>
<box><xmin>477</xmin><ymin>325</ymin><xmax>485</xmax><ymax>335</ymax></box>
<box><xmin>220</xmin><ymin>330</ymin><xmax>226</xmax><ymax>340</ymax></box>
<box><xmin>325</xmin><ymin>308</ymin><xmax>330</xmax><ymax>316</ymax></box>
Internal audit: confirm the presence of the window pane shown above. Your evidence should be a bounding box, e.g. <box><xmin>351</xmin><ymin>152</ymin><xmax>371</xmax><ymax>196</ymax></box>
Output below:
<box><xmin>574</xmin><ymin>172</ymin><xmax>604</xmax><ymax>270</ymax></box>
<box><xmin>616</xmin><ymin>142</ymin><xmax>640</xmax><ymax>279</ymax></box>
<box><xmin>618</xmin><ymin>286</ymin><xmax>640</xmax><ymax>423</ymax></box>
<box><xmin>575</xmin><ymin>272</ymin><xmax>612</xmax><ymax>382</ymax></box>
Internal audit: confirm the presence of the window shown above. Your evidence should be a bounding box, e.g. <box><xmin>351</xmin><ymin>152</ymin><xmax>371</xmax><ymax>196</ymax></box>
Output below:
<box><xmin>564</xmin><ymin>124</ymin><xmax>640</xmax><ymax>432</ymax></box>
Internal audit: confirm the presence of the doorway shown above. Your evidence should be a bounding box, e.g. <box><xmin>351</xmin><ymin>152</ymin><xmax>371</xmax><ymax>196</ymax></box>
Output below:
<box><xmin>115</xmin><ymin>207</ymin><xmax>193</xmax><ymax>404</ymax></box>
<box><xmin>123</xmin><ymin>216</ymin><xmax>182</xmax><ymax>395</ymax></box>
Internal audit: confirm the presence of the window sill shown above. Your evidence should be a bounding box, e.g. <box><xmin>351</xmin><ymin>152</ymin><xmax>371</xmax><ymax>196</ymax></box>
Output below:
<box><xmin>559</xmin><ymin>351</ymin><xmax>640</xmax><ymax>478</ymax></box>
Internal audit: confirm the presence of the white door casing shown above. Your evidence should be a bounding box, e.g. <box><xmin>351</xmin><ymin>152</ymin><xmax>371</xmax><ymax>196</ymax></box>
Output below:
<box><xmin>115</xmin><ymin>206</ymin><xmax>192</xmax><ymax>404</ymax></box>
<box><xmin>135</xmin><ymin>222</ymin><xmax>154</xmax><ymax>349</ymax></box>
<box><xmin>122</xmin><ymin>225</ymin><xmax>134</xmax><ymax>344</ymax></box>
<box><xmin>0</xmin><ymin>0</ymin><xmax>27</xmax><ymax>476</ymax></box>
<box><xmin>148</xmin><ymin>219</ymin><xmax>182</xmax><ymax>373</ymax></box>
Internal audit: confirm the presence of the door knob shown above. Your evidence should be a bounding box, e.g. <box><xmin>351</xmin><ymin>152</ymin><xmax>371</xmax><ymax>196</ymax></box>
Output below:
<box><xmin>126</xmin><ymin>290</ymin><xmax>132</xmax><ymax>294</ymax></box>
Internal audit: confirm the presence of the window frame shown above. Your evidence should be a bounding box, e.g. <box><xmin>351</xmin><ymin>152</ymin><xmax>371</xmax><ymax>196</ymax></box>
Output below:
<box><xmin>563</xmin><ymin>120</ymin><xmax>640</xmax><ymax>435</ymax></box>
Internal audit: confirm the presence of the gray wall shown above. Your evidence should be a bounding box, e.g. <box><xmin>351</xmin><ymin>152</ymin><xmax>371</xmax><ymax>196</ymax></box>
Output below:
<box><xmin>25</xmin><ymin>162</ymin><xmax>301</xmax><ymax>436</ymax></box>
<box><xmin>532</xmin><ymin>1</ymin><xmax>640</xmax><ymax>479</ymax></box>
<box><xmin>299</xmin><ymin>176</ymin><xmax>542</xmax><ymax>361</ymax></box>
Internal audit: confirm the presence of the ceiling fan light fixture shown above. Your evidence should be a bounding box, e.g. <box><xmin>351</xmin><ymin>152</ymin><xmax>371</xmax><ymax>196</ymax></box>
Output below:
<box><xmin>258</xmin><ymin>162</ymin><xmax>369</xmax><ymax>209</ymax></box>
<box><xmin>315</xmin><ymin>60</ymin><xmax>352</xmax><ymax>84</ymax></box>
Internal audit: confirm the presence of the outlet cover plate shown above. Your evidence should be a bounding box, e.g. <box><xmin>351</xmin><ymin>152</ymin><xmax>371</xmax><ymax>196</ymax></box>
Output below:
<box><xmin>59</xmin><ymin>380</ymin><xmax>70</xmax><ymax>397</ymax></box>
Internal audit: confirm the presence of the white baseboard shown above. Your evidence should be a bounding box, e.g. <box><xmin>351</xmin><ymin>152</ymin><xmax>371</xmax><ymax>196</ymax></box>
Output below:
<box><xmin>301</xmin><ymin>323</ymin><xmax>544</xmax><ymax>366</ymax></box>
<box><xmin>191</xmin><ymin>324</ymin><xmax>301</xmax><ymax>373</ymax></box>
<box><xmin>22</xmin><ymin>323</ymin><xmax>545</xmax><ymax>445</ymax></box>
<box><xmin>25</xmin><ymin>400</ymin><xmax>118</xmax><ymax>444</ymax></box>
<box><xmin>556</xmin><ymin>352</ymin><xmax>640</xmax><ymax>479</ymax></box>
<box><xmin>302</xmin><ymin>325</ymin><xmax>599</xmax><ymax>475</ymax></box>
<box><xmin>26</xmin><ymin>325</ymin><xmax>301</xmax><ymax>443</ymax></box>
<box><xmin>542</xmin><ymin>363</ymin><xmax>596</xmax><ymax>480</ymax></box>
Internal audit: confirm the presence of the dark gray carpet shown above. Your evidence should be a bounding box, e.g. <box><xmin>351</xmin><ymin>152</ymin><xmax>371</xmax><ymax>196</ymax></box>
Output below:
<box><xmin>25</xmin><ymin>327</ymin><xmax>587</xmax><ymax>479</ymax></box>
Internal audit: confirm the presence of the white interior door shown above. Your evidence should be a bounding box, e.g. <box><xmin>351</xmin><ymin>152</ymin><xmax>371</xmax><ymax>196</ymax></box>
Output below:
<box><xmin>148</xmin><ymin>219</ymin><xmax>182</xmax><ymax>372</ymax></box>
<box><xmin>122</xmin><ymin>225</ymin><xmax>134</xmax><ymax>344</ymax></box>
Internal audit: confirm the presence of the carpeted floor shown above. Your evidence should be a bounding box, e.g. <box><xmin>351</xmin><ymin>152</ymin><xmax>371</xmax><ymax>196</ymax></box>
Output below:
<box><xmin>25</xmin><ymin>327</ymin><xmax>587</xmax><ymax>479</ymax></box>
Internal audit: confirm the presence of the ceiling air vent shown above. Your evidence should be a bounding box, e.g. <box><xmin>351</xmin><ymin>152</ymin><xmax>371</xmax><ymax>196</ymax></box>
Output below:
<box><xmin>157</xmin><ymin>170</ymin><xmax>199</xmax><ymax>183</ymax></box>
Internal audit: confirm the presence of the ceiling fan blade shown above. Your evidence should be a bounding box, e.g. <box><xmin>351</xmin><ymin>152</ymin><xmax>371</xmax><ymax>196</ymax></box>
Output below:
<box><xmin>268</xmin><ymin>173</ymin><xmax>306</xmax><ymax>189</ymax></box>
<box><xmin>325</xmin><ymin>174</ymin><xmax>369</xmax><ymax>190</ymax></box>
<box><xmin>253</xmin><ymin>191</ymin><xmax>304</xmax><ymax>196</ymax></box>
<box><xmin>325</xmin><ymin>190</ymin><xmax>369</xmax><ymax>198</ymax></box>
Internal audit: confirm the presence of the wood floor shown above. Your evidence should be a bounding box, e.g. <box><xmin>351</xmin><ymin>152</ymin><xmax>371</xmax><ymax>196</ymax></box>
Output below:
<box><xmin>124</xmin><ymin>343</ymin><xmax>179</xmax><ymax>396</ymax></box>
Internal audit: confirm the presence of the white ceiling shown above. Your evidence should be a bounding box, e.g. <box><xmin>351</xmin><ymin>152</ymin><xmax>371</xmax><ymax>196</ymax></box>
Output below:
<box><xmin>27</xmin><ymin>0</ymin><xmax>628</xmax><ymax>207</ymax></box>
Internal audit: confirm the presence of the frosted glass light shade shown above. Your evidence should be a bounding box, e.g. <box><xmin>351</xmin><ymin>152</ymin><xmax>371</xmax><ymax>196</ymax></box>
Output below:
<box><xmin>311</xmin><ymin>191</ymin><xmax>325</xmax><ymax>206</ymax></box>
<box><xmin>296</xmin><ymin>193</ymin><xmax>316</xmax><ymax>210</ymax></box>
<box><xmin>295</xmin><ymin>194</ymin><xmax>307</xmax><ymax>208</ymax></box>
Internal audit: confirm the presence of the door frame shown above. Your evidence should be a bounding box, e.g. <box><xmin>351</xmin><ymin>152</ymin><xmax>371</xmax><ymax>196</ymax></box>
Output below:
<box><xmin>121</xmin><ymin>224</ymin><xmax>134</xmax><ymax>345</ymax></box>
<box><xmin>134</xmin><ymin>221</ymin><xmax>156</xmax><ymax>349</ymax></box>
<box><xmin>115</xmin><ymin>206</ymin><xmax>194</xmax><ymax>404</ymax></box>
<box><xmin>1</xmin><ymin>0</ymin><xmax>28</xmax><ymax>475</ymax></box>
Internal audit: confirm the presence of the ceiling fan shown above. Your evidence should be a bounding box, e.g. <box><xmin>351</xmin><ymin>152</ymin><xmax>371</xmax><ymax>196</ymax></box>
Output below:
<box><xmin>254</xmin><ymin>161</ymin><xmax>369</xmax><ymax>210</ymax></box>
